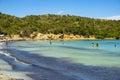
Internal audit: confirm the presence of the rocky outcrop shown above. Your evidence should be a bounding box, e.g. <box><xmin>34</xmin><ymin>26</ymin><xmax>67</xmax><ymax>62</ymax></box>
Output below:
<box><xmin>0</xmin><ymin>33</ymin><xmax>97</xmax><ymax>42</ymax></box>
<box><xmin>32</xmin><ymin>33</ymin><xmax>96</xmax><ymax>41</ymax></box>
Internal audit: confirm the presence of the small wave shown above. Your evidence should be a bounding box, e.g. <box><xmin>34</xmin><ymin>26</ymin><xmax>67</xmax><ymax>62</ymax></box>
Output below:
<box><xmin>0</xmin><ymin>50</ymin><xmax>31</xmax><ymax>66</ymax></box>
<box><xmin>14</xmin><ymin>57</ymin><xmax>32</xmax><ymax>65</ymax></box>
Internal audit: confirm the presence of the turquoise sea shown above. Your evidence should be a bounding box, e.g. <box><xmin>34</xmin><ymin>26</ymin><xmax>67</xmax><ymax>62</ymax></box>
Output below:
<box><xmin>10</xmin><ymin>40</ymin><xmax>120</xmax><ymax>68</ymax></box>
<box><xmin>0</xmin><ymin>40</ymin><xmax>120</xmax><ymax>80</ymax></box>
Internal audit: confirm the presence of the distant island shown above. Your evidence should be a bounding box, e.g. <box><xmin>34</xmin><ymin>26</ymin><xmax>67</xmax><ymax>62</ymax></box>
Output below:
<box><xmin>0</xmin><ymin>12</ymin><xmax>120</xmax><ymax>41</ymax></box>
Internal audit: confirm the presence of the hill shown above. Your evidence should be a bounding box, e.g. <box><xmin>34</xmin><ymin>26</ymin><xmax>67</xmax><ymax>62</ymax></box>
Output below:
<box><xmin>0</xmin><ymin>12</ymin><xmax>120</xmax><ymax>39</ymax></box>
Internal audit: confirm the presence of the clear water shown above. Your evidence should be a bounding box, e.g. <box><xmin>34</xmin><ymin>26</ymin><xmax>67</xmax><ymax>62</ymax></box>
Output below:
<box><xmin>10</xmin><ymin>40</ymin><xmax>120</xmax><ymax>68</ymax></box>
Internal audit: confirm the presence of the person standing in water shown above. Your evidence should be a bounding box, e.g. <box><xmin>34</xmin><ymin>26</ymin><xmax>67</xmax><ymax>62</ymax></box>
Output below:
<box><xmin>96</xmin><ymin>43</ymin><xmax>99</xmax><ymax>48</ymax></box>
<box><xmin>114</xmin><ymin>44</ymin><xmax>116</xmax><ymax>47</ymax></box>
<box><xmin>5</xmin><ymin>38</ymin><xmax>8</xmax><ymax>47</ymax></box>
<box><xmin>91</xmin><ymin>43</ymin><xmax>94</xmax><ymax>48</ymax></box>
<box><xmin>49</xmin><ymin>35</ymin><xmax>52</xmax><ymax>46</ymax></box>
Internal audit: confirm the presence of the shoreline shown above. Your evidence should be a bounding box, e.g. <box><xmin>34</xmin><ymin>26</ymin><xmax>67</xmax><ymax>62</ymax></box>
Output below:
<box><xmin>0</xmin><ymin>43</ymin><xmax>32</xmax><ymax>80</ymax></box>
<box><xmin>0</xmin><ymin>59</ymin><xmax>24</xmax><ymax>80</ymax></box>
<box><xmin>0</xmin><ymin>33</ymin><xmax>118</xmax><ymax>42</ymax></box>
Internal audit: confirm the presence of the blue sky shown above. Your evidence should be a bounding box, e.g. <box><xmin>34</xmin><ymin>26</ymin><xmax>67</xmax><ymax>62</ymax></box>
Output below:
<box><xmin>0</xmin><ymin>0</ymin><xmax>120</xmax><ymax>18</ymax></box>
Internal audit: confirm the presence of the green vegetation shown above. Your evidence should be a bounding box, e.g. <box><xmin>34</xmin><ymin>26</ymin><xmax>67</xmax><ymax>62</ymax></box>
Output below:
<box><xmin>0</xmin><ymin>12</ymin><xmax>120</xmax><ymax>39</ymax></box>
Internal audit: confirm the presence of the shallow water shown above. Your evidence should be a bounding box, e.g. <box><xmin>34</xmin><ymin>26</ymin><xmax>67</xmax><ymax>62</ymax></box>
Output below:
<box><xmin>9</xmin><ymin>40</ymin><xmax>120</xmax><ymax>68</ymax></box>
<box><xmin>0</xmin><ymin>40</ymin><xmax>120</xmax><ymax>80</ymax></box>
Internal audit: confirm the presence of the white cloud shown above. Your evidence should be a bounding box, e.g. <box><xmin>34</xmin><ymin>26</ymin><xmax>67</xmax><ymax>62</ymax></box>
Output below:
<box><xmin>100</xmin><ymin>15</ymin><xmax>120</xmax><ymax>20</ymax></box>
<box><xmin>56</xmin><ymin>11</ymin><xmax>64</xmax><ymax>14</ymax></box>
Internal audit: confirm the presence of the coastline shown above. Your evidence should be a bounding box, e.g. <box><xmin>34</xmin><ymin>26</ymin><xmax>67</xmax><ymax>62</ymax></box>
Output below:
<box><xmin>0</xmin><ymin>43</ymin><xmax>32</xmax><ymax>80</ymax></box>
<box><xmin>0</xmin><ymin>33</ymin><xmax>116</xmax><ymax>42</ymax></box>
<box><xmin>0</xmin><ymin>59</ymin><xmax>24</xmax><ymax>80</ymax></box>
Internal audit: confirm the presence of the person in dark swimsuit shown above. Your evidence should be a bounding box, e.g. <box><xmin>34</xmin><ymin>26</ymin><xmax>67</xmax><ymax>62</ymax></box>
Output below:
<box><xmin>96</xmin><ymin>43</ymin><xmax>99</xmax><ymax>48</ymax></box>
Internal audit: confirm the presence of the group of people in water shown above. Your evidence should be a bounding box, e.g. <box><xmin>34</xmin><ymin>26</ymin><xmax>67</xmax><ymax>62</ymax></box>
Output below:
<box><xmin>91</xmin><ymin>43</ymin><xmax>99</xmax><ymax>48</ymax></box>
<box><xmin>5</xmin><ymin>36</ymin><xmax>117</xmax><ymax>48</ymax></box>
<box><xmin>91</xmin><ymin>42</ymin><xmax>117</xmax><ymax>48</ymax></box>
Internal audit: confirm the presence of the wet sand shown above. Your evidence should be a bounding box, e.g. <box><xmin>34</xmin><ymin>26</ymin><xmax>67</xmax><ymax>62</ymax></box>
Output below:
<box><xmin>0</xmin><ymin>59</ymin><xmax>25</xmax><ymax>80</ymax></box>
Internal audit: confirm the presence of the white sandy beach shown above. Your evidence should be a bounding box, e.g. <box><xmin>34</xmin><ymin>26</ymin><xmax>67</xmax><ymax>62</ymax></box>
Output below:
<box><xmin>0</xmin><ymin>43</ymin><xmax>32</xmax><ymax>80</ymax></box>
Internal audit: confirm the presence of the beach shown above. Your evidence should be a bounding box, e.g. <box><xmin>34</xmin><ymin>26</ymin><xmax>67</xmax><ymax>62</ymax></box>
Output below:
<box><xmin>0</xmin><ymin>40</ymin><xmax>120</xmax><ymax>80</ymax></box>
<box><xmin>0</xmin><ymin>0</ymin><xmax>120</xmax><ymax>80</ymax></box>
<box><xmin>0</xmin><ymin>42</ymin><xmax>32</xmax><ymax>80</ymax></box>
<box><xmin>0</xmin><ymin>58</ymin><xmax>25</xmax><ymax>80</ymax></box>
